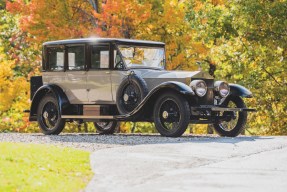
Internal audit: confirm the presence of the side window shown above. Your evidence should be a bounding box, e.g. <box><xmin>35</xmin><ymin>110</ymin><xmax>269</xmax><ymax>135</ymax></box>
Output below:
<box><xmin>91</xmin><ymin>45</ymin><xmax>109</xmax><ymax>69</ymax></box>
<box><xmin>47</xmin><ymin>47</ymin><xmax>64</xmax><ymax>71</ymax></box>
<box><xmin>67</xmin><ymin>46</ymin><xmax>85</xmax><ymax>70</ymax></box>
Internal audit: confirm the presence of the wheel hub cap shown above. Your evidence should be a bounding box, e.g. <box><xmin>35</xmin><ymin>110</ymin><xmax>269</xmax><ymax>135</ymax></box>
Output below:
<box><xmin>123</xmin><ymin>94</ymin><xmax>129</xmax><ymax>102</ymax></box>
<box><xmin>43</xmin><ymin>111</ymin><xmax>49</xmax><ymax>119</ymax></box>
<box><xmin>162</xmin><ymin>111</ymin><xmax>169</xmax><ymax>119</ymax></box>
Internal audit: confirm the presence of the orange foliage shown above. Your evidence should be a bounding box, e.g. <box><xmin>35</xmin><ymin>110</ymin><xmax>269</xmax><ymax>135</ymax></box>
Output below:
<box><xmin>7</xmin><ymin>0</ymin><xmax>95</xmax><ymax>42</ymax></box>
<box><xmin>6</xmin><ymin>0</ymin><xmax>210</xmax><ymax>73</ymax></box>
<box><xmin>93</xmin><ymin>0</ymin><xmax>151</xmax><ymax>38</ymax></box>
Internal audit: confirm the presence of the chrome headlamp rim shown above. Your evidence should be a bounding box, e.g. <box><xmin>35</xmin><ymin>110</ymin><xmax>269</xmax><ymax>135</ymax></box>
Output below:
<box><xmin>190</xmin><ymin>80</ymin><xmax>207</xmax><ymax>97</ymax></box>
<box><xmin>214</xmin><ymin>81</ymin><xmax>230</xmax><ymax>98</ymax></box>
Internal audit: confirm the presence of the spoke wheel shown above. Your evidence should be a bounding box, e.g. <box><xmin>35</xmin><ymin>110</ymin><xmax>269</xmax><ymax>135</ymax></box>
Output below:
<box><xmin>219</xmin><ymin>102</ymin><xmax>239</xmax><ymax>131</ymax></box>
<box><xmin>122</xmin><ymin>83</ymin><xmax>141</xmax><ymax>112</ymax></box>
<box><xmin>159</xmin><ymin>100</ymin><xmax>181</xmax><ymax>131</ymax></box>
<box><xmin>37</xmin><ymin>95</ymin><xmax>65</xmax><ymax>135</ymax></box>
<box><xmin>116</xmin><ymin>74</ymin><xmax>148</xmax><ymax>115</ymax></box>
<box><xmin>213</xmin><ymin>96</ymin><xmax>247</xmax><ymax>137</ymax></box>
<box><xmin>93</xmin><ymin>120</ymin><xmax>119</xmax><ymax>135</ymax></box>
<box><xmin>42</xmin><ymin>102</ymin><xmax>59</xmax><ymax>129</ymax></box>
<box><xmin>154</xmin><ymin>92</ymin><xmax>190</xmax><ymax>137</ymax></box>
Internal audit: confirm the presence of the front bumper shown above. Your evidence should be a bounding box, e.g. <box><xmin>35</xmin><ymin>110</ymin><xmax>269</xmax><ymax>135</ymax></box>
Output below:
<box><xmin>189</xmin><ymin>105</ymin><xmax>256</xmax><ymax>124</ymax></box>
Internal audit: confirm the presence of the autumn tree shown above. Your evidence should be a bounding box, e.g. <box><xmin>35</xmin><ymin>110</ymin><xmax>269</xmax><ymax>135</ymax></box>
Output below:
<box><xmin>7</xmin><ymin>0</ymin><xmax>207</xmax><ymax>71</ymax></box>
<box><xmin>135</xmin><ymin>0</ymin><xmax>196</xmax><ymax>70</ymax></box>
<box><xmin>186</xmin><ymin>0</ymin><xmax>287</xmax><ymax>135</ymax></box>
<box><xmin>3</xmin><ymin>0</ymin><xmax>287</xmax><ymax>135</ymax></box>
<box><xmin>7</xmin><ymin>0</ymin><xmax>97</xmax><ymax>42</ymax></box>
<box><xmin>0</xmin><ymin>8</ymin><xmax>39</xmax><ymax>132</ymax></box>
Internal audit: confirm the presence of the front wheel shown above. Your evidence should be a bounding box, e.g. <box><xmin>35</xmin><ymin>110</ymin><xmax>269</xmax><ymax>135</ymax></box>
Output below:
<box><xmin>153</xmin><ymin>92</ymin><xmax>190</xmax><ymax>137</ymax></box>
<box><xmin>37</xmin><ymin>94</ymin><xmax>65</xmax><ymax>135</ymax></box>
<box><xmin>93</xmin><ymin>121</ymin><xmax>119</xmax><ymax>134</ymax></box>
<box><xmin>213</xmin><ymin>95</ymin><xmax>247</xmax><ymax>137</ymax></box>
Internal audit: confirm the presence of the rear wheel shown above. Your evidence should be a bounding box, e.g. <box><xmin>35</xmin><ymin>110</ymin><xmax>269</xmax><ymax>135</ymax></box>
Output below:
<box><xmin>213</xmin><ymin>96</ymin><xmax>247</xmax><ymax>137</ymax></box>
<box><xmin>93</xmin><ymin>121</ymin><xmax>119</xmax><ymax>134</ymax></box>
<box><xmin>37</xmin><ymin>95</ymin><xmax>65</xmax><ymax>135</ymax></box>
<box><xmin>153</xmin><ymin>92</ymin><xmax>190</xmax><ymax>137</ymax></box>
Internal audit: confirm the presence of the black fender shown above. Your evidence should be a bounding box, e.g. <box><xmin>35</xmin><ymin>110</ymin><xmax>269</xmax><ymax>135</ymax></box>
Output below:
<box><xmin>29</xmin><ymin>84</ymin><xmax>70</xmax><ymax>121</ymax></box>
<box><xmin>116</xmin><ymin>81</ymin><xmax>195</xmax><ymax>120</ymax></box>
<box><xmin>229</xmin><ymin>83</ymin><xmax>253</xmax><ymax>98</ymax></box>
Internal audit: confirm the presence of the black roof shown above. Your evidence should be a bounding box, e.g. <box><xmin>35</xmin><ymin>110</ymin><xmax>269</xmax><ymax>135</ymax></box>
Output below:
<box><xmin>43</xmin><ymin>38</ymin><xmax>165</xmax><ymax>46</ymax></box>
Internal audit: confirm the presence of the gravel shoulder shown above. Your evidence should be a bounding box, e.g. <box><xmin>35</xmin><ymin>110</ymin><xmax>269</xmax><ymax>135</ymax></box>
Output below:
<box><xmin>0</xmin><ymin>133</ymin><xmax>222</xmax><ymax>151</ymax></box>
<box><xmin>0</xmin><ymin>133</ymin><xmax>123</xmax><ymax>152</ymax></box>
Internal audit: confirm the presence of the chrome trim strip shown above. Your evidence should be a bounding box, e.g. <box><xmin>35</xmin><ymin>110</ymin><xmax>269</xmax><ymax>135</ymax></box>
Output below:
<box><xmin>211</xmin><ymin>107</ymin><xmax>256</xmax><ymax>112</ymax></box>
<box><xmin>211</xmin><ymin>107</ymin><xmax>243</xmax><ymax>112</ymax></box>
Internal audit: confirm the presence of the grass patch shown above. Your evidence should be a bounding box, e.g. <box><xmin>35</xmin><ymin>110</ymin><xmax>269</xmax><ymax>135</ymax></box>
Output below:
<box><xmin>0</xmin><ymin>142</ymin><xmax>93</xmax><ymax>192</ymax></box>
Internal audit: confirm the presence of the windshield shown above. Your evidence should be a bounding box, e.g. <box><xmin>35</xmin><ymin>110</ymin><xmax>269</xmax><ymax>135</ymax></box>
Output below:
<box><xmin>118</xmin><ymin>45</ymin><xmax>165</xmax><ymax>69</ymax></box>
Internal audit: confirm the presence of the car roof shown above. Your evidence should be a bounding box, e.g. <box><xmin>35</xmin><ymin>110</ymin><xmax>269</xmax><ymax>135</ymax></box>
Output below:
<box><xmin>43</xmin><ymin>38</ymin><xmax>165</xmax><ymax>47</ymax></box>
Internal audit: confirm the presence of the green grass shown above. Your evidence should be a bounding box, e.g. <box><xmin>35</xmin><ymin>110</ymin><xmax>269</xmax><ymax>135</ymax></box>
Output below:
<box><xmin>0</xmin><ymin>142</ymin><xmax>93</xmax><ymax>192</ymax></box>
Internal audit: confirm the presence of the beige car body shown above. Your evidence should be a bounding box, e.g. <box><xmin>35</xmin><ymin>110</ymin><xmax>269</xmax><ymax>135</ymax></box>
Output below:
<box><xmin>42</xmin><ymin>69</ymin><xmax>213</xmax><ymax>104</ymax></box>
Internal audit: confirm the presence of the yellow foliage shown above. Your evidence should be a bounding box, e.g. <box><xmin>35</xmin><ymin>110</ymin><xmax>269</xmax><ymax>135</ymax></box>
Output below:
<box><xmin>0</xmin><ymin>51</ymin><xmax>32</xmax><ymax>132</ymax></box>
<box><xmin>0</xmin><ymin>57</ymin><xmax>17</xmax><ymax>112</ymax></box>
<box><xmin>191</xmin><ymin>42</ymin><xmax>209</xmax><ymax>56</ymax></box>
<box><xmin>120</xmin><ymin>122</ymin><xmax>132</xmax><ymax>133</ymax></box>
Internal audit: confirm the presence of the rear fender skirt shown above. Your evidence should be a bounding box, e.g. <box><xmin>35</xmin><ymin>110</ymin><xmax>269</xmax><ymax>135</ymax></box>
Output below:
<box><xmin>116</xmin><ymin>81</ymin><xmax>194</xmax><ymax>120</ymax></box>
<box><xmin>229</xmin><ymin>83</ymin><xmax>253</xmax><ymax>98</ymax></box>
<box><xmin>29</xmin><ymin>84</ymin><xmax>69</xmax><ymax>121</ymax></box>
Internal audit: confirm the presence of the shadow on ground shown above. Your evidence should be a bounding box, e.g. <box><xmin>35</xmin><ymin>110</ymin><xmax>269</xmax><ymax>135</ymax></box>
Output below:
<box><xmin>32</xmin><ymin>133</ymin><xmax>272</xmax><ymax>146</ymax></box>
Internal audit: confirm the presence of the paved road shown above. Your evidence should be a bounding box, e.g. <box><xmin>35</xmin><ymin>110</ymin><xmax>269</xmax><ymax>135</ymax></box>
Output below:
<box><xmin>86</xmin><ymin>136</ymin><xmax>287</xmax><ymax>192</ymax></box>
<box><xmin>1</xmin><ymin>134</ymin><xmax>286</xmax><ymax>191</ymax></box>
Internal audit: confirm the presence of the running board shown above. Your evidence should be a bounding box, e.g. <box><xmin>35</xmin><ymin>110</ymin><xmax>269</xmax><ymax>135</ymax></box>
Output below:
<box><xmin>191</xmin><ymin>107</ymin><xmax>256</xmax><ymax>112</ymax></box>
<box><xmin>211</xmin><ymin>107</ymin><xmax>256</xmax><ymax>112</ymax></box>
<box><xmin>61</xmin><ymin>115</ymin><xmax>114</xmax><ymax>119</ymax></box>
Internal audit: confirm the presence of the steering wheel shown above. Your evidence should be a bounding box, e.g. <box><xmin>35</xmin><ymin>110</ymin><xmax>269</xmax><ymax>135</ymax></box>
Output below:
<box><xmin>115</xmin><ymin>61</ymin><xmax>124</xmax><ymax>69</ymax></box>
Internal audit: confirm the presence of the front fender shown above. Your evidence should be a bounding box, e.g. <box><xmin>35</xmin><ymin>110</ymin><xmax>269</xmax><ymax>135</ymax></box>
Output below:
<box><xmin>29</xmin><ymin>84</ymin><xmax>70</xmax><ymax>121</ymax></box>
<box><xmin>152</xmin><ymin>81</ymin><xmax>195</xmax><ymax>96</ymax></box>
<box><xmin>229</xmin><ymin>83</ymin><xmax>253</xmax><ymax>98</ymax></box>
<box><xmin>116</xmin><ymin>81</ymin><xmax>194</xmax><ymax>120</ymax></box>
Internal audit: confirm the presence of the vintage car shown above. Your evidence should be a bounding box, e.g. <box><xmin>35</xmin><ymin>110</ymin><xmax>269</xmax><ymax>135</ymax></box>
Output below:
<box><xmin>28</xmin><ymin>38</ymin><xmax>255</xmax><ymax>137</ymax></box>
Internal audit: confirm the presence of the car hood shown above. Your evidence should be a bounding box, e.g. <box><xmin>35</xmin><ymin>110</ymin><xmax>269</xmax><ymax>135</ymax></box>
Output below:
<box><xmin>132</xmin><ymin>69</ymin><xmax>214</xmax><ymax>90</ymax></box>
<box><xmin>133</xmin><ymin>69</ymin><xmax>214</xmax><ymax>80</ymax></box>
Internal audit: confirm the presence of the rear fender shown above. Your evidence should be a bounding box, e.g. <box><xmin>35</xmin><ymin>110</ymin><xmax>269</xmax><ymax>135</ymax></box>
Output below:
<box><xmin>29</xmin><ymin>84</ymin><xmax>69</xmax><ymax>121</ymax></box>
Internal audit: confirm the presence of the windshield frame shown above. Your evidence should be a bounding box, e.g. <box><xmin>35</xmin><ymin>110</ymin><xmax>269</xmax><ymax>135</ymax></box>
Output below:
<box><xmin>115</xmin><ymin>43</ymin><xmax>166</xmax><ymax>70</ymax></box>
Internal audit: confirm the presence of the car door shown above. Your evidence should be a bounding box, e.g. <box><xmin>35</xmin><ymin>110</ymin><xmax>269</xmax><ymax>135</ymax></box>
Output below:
<box><xmin>64</xmin><ymin>44</ymin><xmax>89</xmax><ymax>104</ymax></box>
<box><xmin>87</xmin><ymin>44</ymin><xmax>113</xmax><ymax>103</ymax></box>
